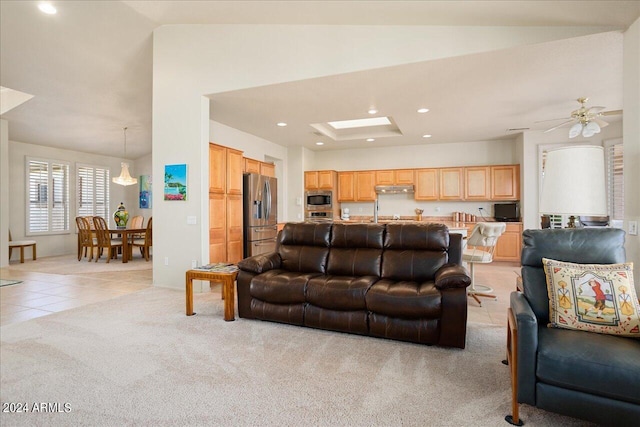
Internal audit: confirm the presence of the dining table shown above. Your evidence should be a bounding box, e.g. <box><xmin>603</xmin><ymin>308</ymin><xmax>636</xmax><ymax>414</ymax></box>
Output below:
<box><xmin>108</xmin><ymin>227</ymin><xmax>146</xmax><ymax>263</ymax></box>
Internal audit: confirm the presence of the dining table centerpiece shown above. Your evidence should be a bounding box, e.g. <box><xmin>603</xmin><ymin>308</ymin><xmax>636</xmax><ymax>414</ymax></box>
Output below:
<box><xmin>114</xmin><ymin>202</ymin><xmax>129</xmax><ymax>229</ymax></box>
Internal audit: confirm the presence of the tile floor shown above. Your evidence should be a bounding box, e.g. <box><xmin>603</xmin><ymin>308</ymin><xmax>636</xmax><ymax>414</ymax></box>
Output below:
<box><xmin>1</xmin><ymin>255</ymin><xmax>520</xmax><ymax>328</ymax></box>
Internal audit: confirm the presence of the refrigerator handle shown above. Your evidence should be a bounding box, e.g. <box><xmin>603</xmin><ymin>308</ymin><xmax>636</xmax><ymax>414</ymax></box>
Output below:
<box><xmin>265</xmin><ymin>180</ymin><xmax>272</xmax><ymax>221</ymax></box>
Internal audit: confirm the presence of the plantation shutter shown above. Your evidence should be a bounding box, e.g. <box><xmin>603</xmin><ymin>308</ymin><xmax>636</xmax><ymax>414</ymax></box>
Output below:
<box><xmin>77</xmin><ymin>164</ymin><xmax>110</xmax><ymax>219</ymax></box>
<box><xmin>26</xmin><ymin>158</ymin><xmax>70</xmax><ymax>234</ymax></box>
<box><xmin>606</xmin><ymin>143</ymin><xmax>624</xmax><ymax>220</ymax></box>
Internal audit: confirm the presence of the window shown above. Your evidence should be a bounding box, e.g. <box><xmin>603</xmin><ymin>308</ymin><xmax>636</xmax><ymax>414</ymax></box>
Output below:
<box><xmin>605</xmin><ymin>139</ymin><xmax>623</xmax><ymax>221</ymax></box>
<box><xmin>26</xmin><ymin>158</ymin><xmax>70</xmax><ymax>235</ymax></box>
<box><xmin>77</xmin><ymin>164</ymin><xmax>110</xmax><ymax>219</ymax></box>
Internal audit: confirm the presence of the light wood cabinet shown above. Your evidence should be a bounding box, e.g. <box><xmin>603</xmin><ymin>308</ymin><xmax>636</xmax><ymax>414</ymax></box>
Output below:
<box><xmin>226</xmin><ymin>148</ymin><xmax>243</xmax><ymax>195</ymax></box>
<box><xmin>464</xmin><ymin>167</ymin><xmax>490</xmax><ymax>200</ymax></box>
<box><xmin>355</xmin><ymin>171</ymin><xmax>376</xmax><ymax>201</ymax></box>
<box><xmin>491</xmin><ymin>165</ymin><xmax>520</xmax><ymax>200</ymax></box>
<box><xmin>260</xmin><ymin>162</ymin><xmax>275</xmax><ymax>178</ymax></box>
<box><xmin>494</xmin><ymin>223</ymin><xmax>523</xmax><ymax>262</ymax></box>
<box><xmin>226</xmin><ymin>194</ymin><xmax>243</xmax><ymax>263</ymax></box>
<box><xmin>375</xmin><ymin>169</ymin><xmax>414</xmax><ymax>185</ymax></box>
<box><xmin>375</xmin><ymin>170</ymin><xmax>395</xmax><ymax>185</ymax></box>
<box><xmin>209</xmin><ymin>193</ymin><xmax>226</xmax><ymax>263</ymax></box>
<box><xmin>439</xmin><ymin>168</ymin><xmax>464</xmax><ymax>200</ymax></box>
<box><xmin>305</xmin><ymin>170</ymin><xmax>335</xmax><ymax>190</ymax></box>
<box><xmin>337</xmin><ymin>172</ymin><xmax>355</xmax><ymax>201</ymax></box>
<box><xmin>209</xmin><ymin>144</ymin><xmax>226</xmax><ymax>194</ymax></box>
<box><xmin>415</xmin><ymin>168</ymin><xmax>439</xmax><ymax>201</ymax></box>
<box><xmin>244</xmin><ymin>158</ymin><xmax>260</xmax><ymax>174</ymax></box>
<box><xmin>395</xmin><ymin>169</ymin><xmax>415</xmax><ymax>184</ymax></box>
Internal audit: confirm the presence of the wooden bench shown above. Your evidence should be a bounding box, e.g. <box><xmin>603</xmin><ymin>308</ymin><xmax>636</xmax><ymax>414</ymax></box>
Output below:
<box><xmin>9</xmin><ymin>231</ymin><xmax>36</xmax><ymax>263</ymax></box>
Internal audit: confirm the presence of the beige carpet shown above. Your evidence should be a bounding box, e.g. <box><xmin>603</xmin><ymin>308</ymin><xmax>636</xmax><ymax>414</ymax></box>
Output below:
<box><xmin>0</xmin><ymin>288</ymin><xmax>592</xmax><ymax>426</ymax></box>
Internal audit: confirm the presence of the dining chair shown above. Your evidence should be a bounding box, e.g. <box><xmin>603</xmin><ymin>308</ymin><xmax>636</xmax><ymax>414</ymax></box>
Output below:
<box><xmin>8</xmin><ymin>230</ymin><xmax>37</xmax><ymax>263</ymax></box>
<box><xmin>132</xmin><ymin>217</ymin><xmax>152</xmax><ymax>261</ymax></box>
<box><xmin>462</xmin><ymin>222</ymin><xmax>506</xmax><ymax>306</ymax></box>
<box><xmin>75</xmin><ymin>216</ymin><xmax>97</xmax><ymax>262</ymax></box>
<box><xmin>93</xmin><ymin>216</ymin><xmax>122</xmax><ymax>263</ymax></box>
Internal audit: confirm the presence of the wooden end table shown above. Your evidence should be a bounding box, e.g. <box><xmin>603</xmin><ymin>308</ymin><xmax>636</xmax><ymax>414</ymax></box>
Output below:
<box><xmin>185</xmin><ymin>269</ymin><xmax>238</xmax><ymax>321</ymax></box>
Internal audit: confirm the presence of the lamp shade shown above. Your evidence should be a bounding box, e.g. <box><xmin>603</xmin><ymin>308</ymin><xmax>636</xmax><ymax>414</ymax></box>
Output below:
<box><xmin>540</xmin><ymin>145</ymin><xmax>607</xmax><ymax>216</ymax></box>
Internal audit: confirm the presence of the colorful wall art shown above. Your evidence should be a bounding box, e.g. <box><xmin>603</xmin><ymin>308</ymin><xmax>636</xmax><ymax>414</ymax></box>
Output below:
<box><xmin>164</xmin><ymin>164</ymin><xmax>187</xmax><ymax>201</ymax></box>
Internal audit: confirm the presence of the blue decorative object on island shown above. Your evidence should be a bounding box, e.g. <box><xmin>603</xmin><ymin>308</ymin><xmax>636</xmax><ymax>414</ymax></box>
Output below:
<box><xmin>113</xmin><ymin>202</ymin><xmax>129</xmax><ymax>229</ymax></box>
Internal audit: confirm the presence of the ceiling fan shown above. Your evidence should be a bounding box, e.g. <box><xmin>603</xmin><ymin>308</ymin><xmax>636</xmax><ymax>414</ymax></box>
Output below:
<box><xmin>541</xmin><ymin>97</ymin><xmax>622</xmax><ymax>138</ymax></box>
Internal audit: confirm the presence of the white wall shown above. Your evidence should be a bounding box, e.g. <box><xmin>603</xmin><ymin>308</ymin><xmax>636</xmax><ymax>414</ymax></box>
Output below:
<box><xmin>7</xmin><ymin>140</ymin><xmax>140</xmax><ymax>260</ymax></box>
<box><xmin>623</xmin><ymin>18</ymin><xmax>640</xmax><ymax>283</ymax></box>
<box><xmin>134</xmin><ymin>152</ymin><xmax>153</xmax><ymax>220</ymax></box>
<box><xmin>152</xmin><ymin>24</ymin><xmax>624</xmax><ymax>289</ymax></box>
<box><xmin>0</xmin><ymin>120</ymin><xmax>9</xmax><ymax>267</ymax></box>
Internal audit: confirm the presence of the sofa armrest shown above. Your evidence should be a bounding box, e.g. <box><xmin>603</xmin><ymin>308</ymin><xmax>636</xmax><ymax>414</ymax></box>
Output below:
<box><xmin>434</xmin><ymin>264</ymin><xmax>471</xmax><ymax>290</ymax></box>
<box><xmin>510</xmin><ymin>291</ymin><xmax>538</xmax><ymax>405</ymax></box>
<box><xmin>237</xmin><ymin>252</ymin><xmax>281</xmax><ymax>274</ymax></box>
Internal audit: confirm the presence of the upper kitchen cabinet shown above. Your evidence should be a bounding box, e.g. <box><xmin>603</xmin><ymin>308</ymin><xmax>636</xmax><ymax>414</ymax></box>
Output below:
<box><xmin>414</xmin><ymin>168</ymin><xmax>439</xmax><ymax>201</ymax></box>
<box><xmin>226</xmin><ymin>148</ymin><xmax>244</xmax><ymax>195</ymax></box>
<box><xmin>439</xmin><ymin>168</ymin><xmax>464</xmax><ymax>200</ymax></box>
<box><xmin>375</xmin><ymin>169</ymin><xmax>415</xmax><ymax>185</ymax></box>
<box><xmin>338</xmin><ymin>170</ymin><xmax>375</xmax><ymax>202</ymax></box>
<box><xmin>491</xmin><ymin>165</ymin><xmax>520</xmax><ymax>201</ymax></box>
<box><xmin>209</xmin><ymin>144</ymin><xmax>226</xmax><ymax>194</ymax></box>
<box><xmin>260</xmin><ymin>162</ymin><xmax>276</xmax><ymax>178</ymax></box>
<box><xmin>305</xmin><ymin>170</ymin><xmax>336</xmax><ymax>190</ymax></box>
<box><xmin>244</xmin><ymin>158</ymin><xmax>261</xmax><ymax>174</ymax></box>
<box><xmin>337</xmin><ymin>172</ymin><xmax>355</xmax><ymax>201</ymax></box>
<box><xmin>464</xmin><ymin>167</ymin><xmax>491</xmax><ymax>200</ymax></box>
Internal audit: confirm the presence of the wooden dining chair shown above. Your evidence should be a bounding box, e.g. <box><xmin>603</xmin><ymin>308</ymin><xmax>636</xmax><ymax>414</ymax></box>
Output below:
<box><xmin>132</xmin><ymin>217</ymin><xmax>152</xmax><ymax>261</ymax></box>
<box><xmin>8</xmin><ymin>230</ymin><xmax>37</xmax><ymax>263</ymax></box>
<box><xmin>75</xmin><ymin>216</ymin><xmax>97</xmax><ymax>261</ymax></box>
<box><xmin>93</xmin><ymin>216</ymin><xmax>122</xmax><ymax>263</ymax></box>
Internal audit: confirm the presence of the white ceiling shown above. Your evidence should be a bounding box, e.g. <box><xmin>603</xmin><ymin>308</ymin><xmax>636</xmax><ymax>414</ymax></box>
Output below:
<box><xmin>1</xmin><ymin>1</ymin><xmax>638</xmax><ymax>158</ymax></box>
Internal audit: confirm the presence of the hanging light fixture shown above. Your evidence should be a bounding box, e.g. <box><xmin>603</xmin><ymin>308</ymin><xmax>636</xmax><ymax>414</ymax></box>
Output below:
<box><xmin>112</xmin><ymin>127</ymin><xmax>137</xmax><ymax>186</ymax></box>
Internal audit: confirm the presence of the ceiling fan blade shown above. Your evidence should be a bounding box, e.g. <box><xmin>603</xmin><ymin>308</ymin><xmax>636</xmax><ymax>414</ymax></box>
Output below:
<box><xmin>601</xmin><ymin>109</ymin><xmax>622</xmax><ymax>116</ymax></box>
<box><xmin>593</xmin><ymin>118</ymin><xmax>609</xmax><ymax>128</ymax></box>
<box><xmin>543</xmin><ymin>119</ymin><xmax>574</xmax><ymax>133</ymax></box>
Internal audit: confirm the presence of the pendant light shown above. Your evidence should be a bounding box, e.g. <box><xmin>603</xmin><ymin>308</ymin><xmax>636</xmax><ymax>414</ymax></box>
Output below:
<box><xmin>112</xmin><ymin>127</ymin><xmax>137</xmax><ymax>186</ymax></box>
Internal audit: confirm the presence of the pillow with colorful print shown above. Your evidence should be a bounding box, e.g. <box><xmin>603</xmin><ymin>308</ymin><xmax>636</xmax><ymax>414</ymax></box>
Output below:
<box><xmin>542</xmin><ymin>258</ymin><xmax>639</xmax><ymax>337</ymax></box>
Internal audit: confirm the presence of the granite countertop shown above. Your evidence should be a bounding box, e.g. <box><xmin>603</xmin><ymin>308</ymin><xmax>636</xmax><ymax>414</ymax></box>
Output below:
<box><xmin>335</xmin><ymin>216</ymin><xmax>521</xmax><ymax>226</ymax></box>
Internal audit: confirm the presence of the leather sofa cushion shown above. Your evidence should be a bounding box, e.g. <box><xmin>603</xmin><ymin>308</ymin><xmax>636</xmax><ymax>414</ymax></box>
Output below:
<box><xmin>250</xmin><ymin>270</ymin><xmax>319</xmax><ymax>304</ymax></box>
<box><xmin>381</xmin><ymin>250</ymin><xmax>447</xmax><ymax>282</ymax></box>
<box><xmin>304</xmin><ymin>306</ymin><xmax>369</xmax><ymax>335</ymax></box>
<box><xmin>331</xmin><ymin>223</ymin><xmax>384</xmax><ymax>248</ymax></box>
<box><xmin>278</xmin><ymin>223</ymin><xmax>331</xmax><ymax>273</ymax></box>
<box><xmin>327</xmin><ymin>248</ymin><xmax>381</xmax><ymax>277</ymax></box>
<box><xmin>306</xmin><ymin>275</ymin><xmax>378</xmax><ymax>310</ymax></box>
<box><xmin>537</xmin><ymin>327</ymin><xmax>640</xmax><ymax>405</ymax></box>
<box><xmin>369</xmin><ymin>313</ymin><xmax>440</xmax><ymax>344</ymax></box>
<box><xmin>250</xmin><ymin>300</ymin><xmax>305</xmax><ymax>325</ymax></box>
<box><xmin>384</xmin><ymin>223</ymin><xmax>449</xmax><ymax>251</ymax></box>
<box><xmin>365</xmin><ymin>279</ymin><xmax>441</xmax><ymax>319</ymax></box>
<box><xmin>280</xmin><ymin>222</ymin><xmax>331</xmax><ymax>247</ymax></box>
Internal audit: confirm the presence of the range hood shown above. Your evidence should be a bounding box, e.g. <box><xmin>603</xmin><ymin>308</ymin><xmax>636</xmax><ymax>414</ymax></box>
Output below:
<box><xmin>375</xmin><ymin>184</ymin><xmax>415</xmax><ymax>194</ymax></box>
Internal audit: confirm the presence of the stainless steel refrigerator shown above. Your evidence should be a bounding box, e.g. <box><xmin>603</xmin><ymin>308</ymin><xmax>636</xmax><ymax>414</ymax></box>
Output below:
<box><xmin>243</xmin><ymin>173</ymin><xmax>278</xmax><ymax>258</ymax></box>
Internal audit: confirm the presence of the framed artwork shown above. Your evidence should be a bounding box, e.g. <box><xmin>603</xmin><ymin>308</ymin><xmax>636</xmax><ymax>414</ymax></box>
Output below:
<box><xmin>139</xmin><ymin>175</ymin><xmax>152</xmax><ymax>208</ymax></box>
<box><xmin>164</xmin><ymin>164</ymin><xmax>187</xmax><ymax>201</ymax></box>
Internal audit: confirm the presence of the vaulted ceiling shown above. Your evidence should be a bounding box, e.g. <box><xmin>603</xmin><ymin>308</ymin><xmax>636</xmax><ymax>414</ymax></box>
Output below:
<box><xmin>1</xmin><ymin>1</ymin><xmax>638</xmax><ymax>158</ymax></box>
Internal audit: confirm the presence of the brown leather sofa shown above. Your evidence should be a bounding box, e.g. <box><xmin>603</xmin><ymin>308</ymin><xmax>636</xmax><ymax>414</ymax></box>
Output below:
<box><xmin>237</xmin><ymin>222</ymin><xmax>472</xmax><ymax>348</ymax></box>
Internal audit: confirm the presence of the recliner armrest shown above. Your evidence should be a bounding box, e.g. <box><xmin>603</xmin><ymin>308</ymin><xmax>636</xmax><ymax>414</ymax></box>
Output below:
<box><xmin>237</xmin><ymin>252</ymin><xmax>281</xmax><ymax>274</ymax></box>
<box><xmin>510</xmin><ymin>291</ymin><xmax>539</xmax><ymax>405</ymax></box>
<box><xmin>434</xmin><ymin>264</ymin><xmax>471</xmax><ymax>290</ymax></box>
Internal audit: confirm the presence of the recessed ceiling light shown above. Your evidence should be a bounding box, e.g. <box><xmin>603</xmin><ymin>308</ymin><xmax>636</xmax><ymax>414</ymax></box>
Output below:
<box><xmin>276</xmin><ymin>122</ymin><xmax>287</xmax><ymax>127</ymax></box>
<box><xmin>315</xmin><ymin>142</ymin><xmax>324</xmax><ymax>146</ymax></box>
<box><xmin>38</xmin><ymin>2</ymin><xmax>57</xmax><ymax>14</ymax></box>
<box><xmin>368</xmin><ymin>109</ymin><xmax>378</xmax><ymax>115</ymax></box>
<box><xmin>422</xmin><ymin>134</ymin><xmax>432</xmax><ymax>138</ymax></box>
<box><xmin>417</xmin><ymin>108</ymin><xmax>430</xmax><ymax>113</ymax></box>
<box><xmin>366</xmin><ymin>138</ymin><xmax>375</xmax><ymax>142</ymax></box>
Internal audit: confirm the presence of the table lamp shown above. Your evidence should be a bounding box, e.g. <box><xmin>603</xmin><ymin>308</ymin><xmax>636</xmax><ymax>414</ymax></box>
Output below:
<box><xmin>539</xmin><ymin>145</ymin><xmax>607</xmax><ymax>228</ymax></box>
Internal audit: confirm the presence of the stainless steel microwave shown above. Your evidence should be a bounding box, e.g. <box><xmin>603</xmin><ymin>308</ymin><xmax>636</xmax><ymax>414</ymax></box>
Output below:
<box><xmin>305</xmin><ymin>191</ymin><xmax>332</xmax><ymax>210</ymax></box>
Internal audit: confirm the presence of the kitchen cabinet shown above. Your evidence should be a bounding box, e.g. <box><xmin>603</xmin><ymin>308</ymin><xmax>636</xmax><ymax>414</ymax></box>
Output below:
<box><xmin>464</xmin><ymin>167</ymin><xmax>491</xmax><ymax>200</ymax></box>
<box><xmin>305</xmin><ymin>170</ymin><xmax>335</xmax><ymax>190</ymax></box>
<box><xmin>209</xmin><ymin>144</ymin><xmax>226</xmax><ymax>194</ymax></box>
<box><xmin>226</xmin><ymin>148</ymin><xmax>243</xmax><ymax>195</ymax></box>
<box><xmin>439</xmin><ymin>168</ymin><xmax>464</xmax><ymax>200</ymax></box>
<box><xmin>209</xmin><ymin>193</ymin><xmax>226</xmax><ymax>263</ymax></box>
<box><xmin>375</xmin><ymin>169</ymin><xmax>414</xmax><ymax>185</ymax></box>
<box><xmin>244</xmin><ymin>158</ymin><xmax>261</xmax><ymax>174</ymax></box>
<box><xmin>226</xmin><ymin>194</ymin><xmax>243</xmax><ymax>263</ymax></box>
<box><xmin>414</xmin><ymin>168</ymin><xmax>439</xmax><ymax>201</ymax></box>
<box><xmin>494</xmin><ymin>222</ymin><xmax>523</xmax><ymax>262</ymax></box>
<box><xmin>337</xmin><ymin>172</ymin><xmax>355</xmax><ymax>201</ymax></box>
<box><xmin>491</xmin><ymin>165</ymin><xmax>520</xmax><ymax>200</ymax></box>
<box><xmin>260</xmin><ymin>162</ymin><xmax>276</xmax><ymax>178</ymax></box>
<box><xmin>355</xmin><ymin>171</ymin><xmax>376</xmax><ymax>201</ymax></box>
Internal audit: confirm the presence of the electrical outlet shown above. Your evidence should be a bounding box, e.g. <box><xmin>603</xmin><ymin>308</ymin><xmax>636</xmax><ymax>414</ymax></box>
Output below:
<box><xmin>191</xmin><ymin>260</ymin><xmax>197</xmax><ymax>268</ymax></box>
<box><xmin>629</xmin><ymin>221</ymin><xmax>638</xmax><ymax>236</ymax></box>
<box><xmin>164</xmin><ymin>257</ymin><xmax>169</xmax><ymax>266</ymax></box>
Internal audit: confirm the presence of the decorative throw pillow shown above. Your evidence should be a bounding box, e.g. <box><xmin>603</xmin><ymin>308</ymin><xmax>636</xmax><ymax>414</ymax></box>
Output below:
<box><xmin>542</xmin><ymin>258</ymin><xmax>640</xmax><ymax>337</ymax></box>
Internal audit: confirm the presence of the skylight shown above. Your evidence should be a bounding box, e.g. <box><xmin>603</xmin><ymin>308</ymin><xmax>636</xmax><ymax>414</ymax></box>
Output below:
<box><xmin>327</xmin><ymin>116</ymin><xmax>392</xmax><ymax>130</ymax></box>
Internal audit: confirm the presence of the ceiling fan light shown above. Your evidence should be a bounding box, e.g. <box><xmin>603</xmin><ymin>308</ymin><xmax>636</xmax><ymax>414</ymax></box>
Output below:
<box><xmin>584</xmin><ymin>121</ymin><xmax>601</xmax><ymax>136</ymax></box>
<box><xmin>568</xmin><ymin>123</ymin><xmax>583</xmax><ymax>138</ymax></box>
